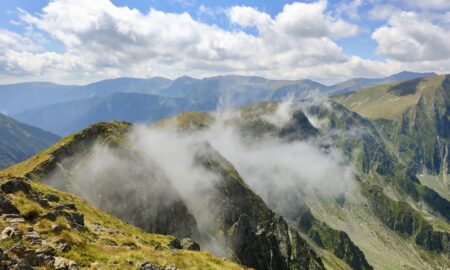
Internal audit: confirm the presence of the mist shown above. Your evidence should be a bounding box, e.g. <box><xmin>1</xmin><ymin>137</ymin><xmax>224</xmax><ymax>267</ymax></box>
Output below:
<box><xmin>45</xmin><ymin>98</ymin><xmax>356</xmax><ymax>257</ymax></box>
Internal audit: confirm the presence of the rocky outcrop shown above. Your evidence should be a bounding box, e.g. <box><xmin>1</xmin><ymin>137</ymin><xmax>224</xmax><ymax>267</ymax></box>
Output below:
<box><xmin>0</xmin><ymin>193</ymin><xmax>20</xmax><ymax>215</ymax></box>
<box><xmin>363</xmin><ymin>183</ymin><xmax>450</xmax><ymax>253</ymax></box>
<box><xmin>195</xmin><ymin>145</ymin><xmax>324</xmax><ymax>270</ymax></box>
<box><xmin>279</xmin><ymin>110</ymin><xmax>320</xmax><ymax>141</ymax></box>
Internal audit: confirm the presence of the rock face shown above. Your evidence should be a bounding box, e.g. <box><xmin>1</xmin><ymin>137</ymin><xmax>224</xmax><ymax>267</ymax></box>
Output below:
<box><xmin>1</xmin><ymin>179</ymin><xmax>32</xmax><ymax>194</ymax></box>
<box><xmin>363</xmin><ymin>184</ymin><xmax>450</xmax><ymax>253</ymax></box>
<box><xmin>194</xmin><ymin>145</ymin><xmax>324</xmax><ymax>270</ymax></box>
<box><xmin>279</xmin><ymin>110</ymin><xmax>319</xmax><ymax>141</ymax></box>
<box><xmin>0</xmin><ymin>193</ymin><xmax>20</xmax><ymax>215</ymax></box>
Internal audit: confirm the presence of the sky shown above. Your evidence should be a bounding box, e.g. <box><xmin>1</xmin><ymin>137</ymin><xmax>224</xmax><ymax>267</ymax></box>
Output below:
<box><xmin>0</xmin><ymin>0</ymin><xmax>449</xmax><ymax>85</ymax></box>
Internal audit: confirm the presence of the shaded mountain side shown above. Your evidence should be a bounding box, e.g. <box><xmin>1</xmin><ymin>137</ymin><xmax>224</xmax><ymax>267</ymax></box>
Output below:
<box><xmin>0</xmin><ymin>82</ymin><xmax>79</xmax><ymax>115</ymax></box>
<box><xmin>158</xmin><ymin>109</ymin><xmax>373</xmax><ymax>270</ymax></box>
<box><xmin>228</xmin><ymin>101</ymin><xmax>450</xmax><ymax>267</ymax></box>
<box><xmin>15</xmin><ymin>92</ymin><xmax>197</xmax><ymax>136</ymax></box>
<box><xmin>362</xmin><ymin>183</ymin><xmax>450</xmax><ymax>253</ymax></box>
<box><xmin>1</xmin><ymin>122</ymin><xmax>200</xmax><ymax>240</ymax></box>
<box><xmin>2</xmin><ymin>122</ymin><xmax>325</xmax><ymax>270</ymax></box>
<box><xmin>309</xmin><ymin>102</ymin><xmax>450</xmax><ymax>221</ymax></box>
<box><xmin>157</xmin><ymin>99</ymin><xmax>450</xmax><ymax>268</ymax></box>
<box><xmin>64</xmin><ymin>92</ymin><xmax>196</xmax><ymax>136</ymax></box>
<box><xmin>195</xmin><ymin>144</ymin><xmax>325</xmax><ymax>270</ymax></box>
<box><xmin>334</xmin><ymin>75</ymin><xmax>450</xmax><ymax>177</ymax></box>
<box><xmin>0</xmin><ymin>113</ymin><xmax>60</xmax><ymax>169</ymax></box>
<box><xmin>14</xmin><ymin>97</ymin><xmax>102</xmax><ymax>136</ymax></box>
<box><xmin>0</xmin><ymin>77</ymin><xmax>171</xmax><ymax>115</ymax></box>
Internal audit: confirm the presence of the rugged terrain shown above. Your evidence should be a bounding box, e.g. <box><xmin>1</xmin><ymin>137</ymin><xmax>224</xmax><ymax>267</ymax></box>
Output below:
<box><xmin>0</xmin><ymin>74</ymin><xmax>449</xmax><ymax>269</ymax></box>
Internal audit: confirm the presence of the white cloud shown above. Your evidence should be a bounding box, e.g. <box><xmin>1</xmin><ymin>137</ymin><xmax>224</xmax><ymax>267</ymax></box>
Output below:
<box><xmin>336</xmin><ymin>0</ymin><xmax>364</xmax><ymax>20</ymax></box>
<box><xmin>372</xmin><ymin>11</ymin><xmax>450</xmax><ymax>62</ymax></box>
<box><xmin>0</xmin><ymin>0</ymin><xmax>364</xmax><ymax>83</ymax></box>
<box><xmin>368</xmin><ymin>4</ymin><xmax>398</xmax><ymax>20</ymax></box>
<box><xmin>0</xmin><ymin>0</ymin><xmax>449</xmax><ymax>84</ymax></box>
<box><xmin>406</xmin><ymin>0</ymin><xmax>450</xmax><ymax>9</ymax></box>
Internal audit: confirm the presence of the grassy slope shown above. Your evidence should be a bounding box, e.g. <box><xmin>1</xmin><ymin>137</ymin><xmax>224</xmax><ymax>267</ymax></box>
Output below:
<box><xmin>0</xmin><ymin>122</ymin><xmax>244</xmax><ymax>270</ymax></box>
<box><xmin>333</xmin><ymin>76</ymin><xmax>445</xmax><ymax>120</ymax></box>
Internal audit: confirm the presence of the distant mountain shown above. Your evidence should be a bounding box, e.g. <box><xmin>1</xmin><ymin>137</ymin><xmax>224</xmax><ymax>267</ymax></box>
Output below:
<box><xmin>1</xmin><ymin>71</ymin><xmax>440</xmax><ymax>135</ymax></box>
<box><xmin>0</xmin><ymin>77</ymin><xmax>172</xmax><ymax>115</ymax></box>
<box><xmin>14</xmin><ymin>97</ymin><xmax>102</xmax><ymax>136</ymax></box>
<box><xmin>0</xmin><ymin>71</ymin><xmax>437</xmax><ymax>116</ymax></box>
<box><xmin>0</xmin><ymin>113</ymin><xmax>59</xmax><ymax>169</ymax></box>
<box><xmin>328</xmin><ymin>71</ymin><xmax>437</xmax><ymax>95</ymax></box>
<box><xmin>0</xmin><ymin>82</ymin><xmax>79</xmax><ymax>115</ymax></box>
<box><xmin>81</xmin><ymin>76</ymin><xmax>172</xmax><ymax>96</ymax></box>
<box><xmin>15</xmin><ymin>92</ymin><xmax>195</xmax><ymax>136</ymax></box>
<box><xmin>270</xmin><ymin>79</ymin><xmax>327</xmax><ymax>100</ymax></box>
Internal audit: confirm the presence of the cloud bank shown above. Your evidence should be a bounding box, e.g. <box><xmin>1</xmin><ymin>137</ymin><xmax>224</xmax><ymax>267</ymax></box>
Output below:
<box><xmin>0</xmin><ymin>0</ymin><xmax>449</xmax><ymax>84</ymax></box>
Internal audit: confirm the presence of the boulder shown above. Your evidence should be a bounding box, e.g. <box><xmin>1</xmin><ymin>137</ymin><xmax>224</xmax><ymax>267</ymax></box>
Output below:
<box><xmin>139</xmin><ymin>262</ymin><xmax>162</xmax><ymax>270</ymax></box>
<box><xmin>180</xmin><ymin>238</ymin><xmax>200</xmax><ymax>251</ymax></box>
<box><xmin>43</xmin><ymin>194</ymin><xmax>60</xmax><ymax>202</ymax></box>
<box><xmin>0</xmin><ymin>194</ymin><xmax>20</xmax><ymax>215</ymax></box>
<box><xmin>1</xmin><ymin>227</ymin><xmax>19</xmax><ymax>240</ymax></box>
<box><xmin>168</xmin><ymin>239</ymin><xmax>181</xmax><ymax>249</ymax></box>
<box><xmin>0</xmin><ymin>179</ymin><xmax>31</xmax><ymax>194</ymax></box>
<box><xmin>56</xmin><ymin>239</ymin><xmax>71</xmax><ymax>252</ymax></box>
<box><xmin>54</xmin><ymin>204</ymin><xmax>77</xmax><ymax>211</ymax></box>
<box><xmin>51</xmin><ymin>224</ymin><xmax>65</xmax><ymax>234</ymax></box>
<box><xmin>54</xmin><ymin>257</ymin><xmax>78</xmax><ymax>270</ymax></box>
<box><xmin>24</xmin><ymin>231</ymin><xmax>42</xmax><ymax>244</ymax></box>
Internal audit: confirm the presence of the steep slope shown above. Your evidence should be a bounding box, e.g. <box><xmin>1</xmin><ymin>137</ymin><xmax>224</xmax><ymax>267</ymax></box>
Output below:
<box><xmin>165</xmin><ymin>101</ymin><xmax>450</xmax><ymax>269</ymax></box>
<box><xmin>0</xmin><ymin>131</ymin><xmax>243</xmax><ymax>269</ymax></box>
<box><xmin>0</xmin><ymin>113</ymin><xmax>59</xmax><ymax>169</ymax></box>
<box><xmin>2</xmin><ymin>121</ymin><xmax>325</xmax><ymax>270</ymax></box>
<box><xmin>334</xmin><ymin>75</ymin><xmax>450</xmax><ymax>177</ymax></box>
<box><xmin>328</xmin><ymin>71</ymin><xmax>437</xmax><ymax>95</ymax></box>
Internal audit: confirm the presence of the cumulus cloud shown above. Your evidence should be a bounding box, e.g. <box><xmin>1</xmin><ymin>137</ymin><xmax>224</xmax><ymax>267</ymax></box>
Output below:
<box><xmin>0</xmin><ymin>0</ymin><xmax>449</xmax><ymax>84</ymax></box>
<box><xmin>0</xmin><ymin>0</ymin><xmax>366</xmax><ymax>83</ymax></box>
<box><xmin>372</xmin><ymin>11</ymin><xmax>450</xmax><ymax>62</ymax></box>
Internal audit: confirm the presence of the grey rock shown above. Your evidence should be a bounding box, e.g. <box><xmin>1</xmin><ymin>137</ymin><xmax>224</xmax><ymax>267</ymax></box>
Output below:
<box><xmin>0</xmin><ymin>194</ymin><xmax>20</xmax><ymax>215</ymax></box>
<box><xmin>168</xmin><ymin>238</ymin><xmax>181</xmax><ymax>250</ymax></box>
<box><xmin>1</xmin><ymin>227</ymin><xmax>19</xmax><ymax>240</ymax></box>
<box><xmin>54</xmin><ymin>204</ymin><xmax>77</xmax><ymax>211</ymax></box>
<box><xmin>139</xmin><ymin>262</ymin><xmax>161</xmax><ymax>270</ymax></box>
<box><xmin>43</xmin><ymin>194</ymin><xmax>60</xmax><ymax>202</ymax></box>
<box><xmin>51</xmin><ymin>224</ymin><xmax>65</xmax><ymax>234</ymax></box>
<box><xmin>0</xmin><ymin>179</ymin><xmax>31</xmax><ymax>194</ymax></box>
<box><xmin>56</xmin><ymin>239</ymin><xmax>71</xmax><ymax>253</ymax></box>
<box><xmin>180</xmin><ymin>238</ymin><xmax>200</xmax><ymax>251</ymax></box>
<box><xmin>54</xmin><ymin>257</ymin><xmax>78</xmax><ymax>270</ymax></box>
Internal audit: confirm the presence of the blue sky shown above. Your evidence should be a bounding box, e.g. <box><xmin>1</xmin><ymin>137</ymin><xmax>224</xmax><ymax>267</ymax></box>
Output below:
<box><xmin>0</xmin><ymin>0</ymin><xmax>449</xmax><ymax>84</ymax></box>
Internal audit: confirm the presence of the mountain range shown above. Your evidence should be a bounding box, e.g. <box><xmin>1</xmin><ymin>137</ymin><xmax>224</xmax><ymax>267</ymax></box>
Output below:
<box><xmin>0</xmin><ymin>72</ymin><xmax>449</xmax><ymax>269</ymax></box>
<box><xmin>1</xmin><ymin>71</ymin><xmax>436</xmax><ymax>136</ymax></box>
